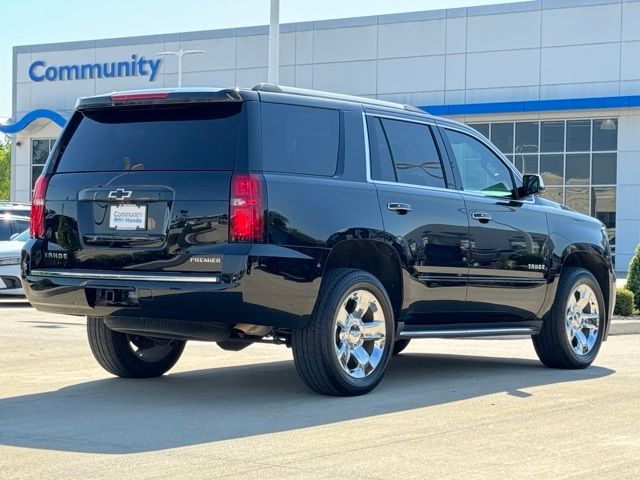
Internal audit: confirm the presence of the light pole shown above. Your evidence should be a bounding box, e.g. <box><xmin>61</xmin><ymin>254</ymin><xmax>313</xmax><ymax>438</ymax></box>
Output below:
<box><xmin>268</xmin><ymin>0</ymin><xmax>280</xmax><ymax>84</ymax></box>
<box><xmin>155</xmin><ymin>49</ymin><xmax>206</xmax><ymax>87</ymax></box>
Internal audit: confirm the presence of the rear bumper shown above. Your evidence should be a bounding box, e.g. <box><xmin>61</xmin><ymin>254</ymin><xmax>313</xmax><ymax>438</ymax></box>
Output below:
<box><xmin>21</xmin><ymin>243</ymin><xmax>323</xmax><ymax>331</ymax></box>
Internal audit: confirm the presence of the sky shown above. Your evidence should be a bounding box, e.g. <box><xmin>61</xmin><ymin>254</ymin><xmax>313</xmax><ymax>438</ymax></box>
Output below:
<box><xmin>0</xmin><ymin>0</ymin><xmax>521</xmax><ymax>119</ymax></box>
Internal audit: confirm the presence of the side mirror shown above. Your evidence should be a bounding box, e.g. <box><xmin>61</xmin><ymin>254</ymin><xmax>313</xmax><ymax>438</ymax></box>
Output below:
<box><xmin>519</xmin><ymin>174</ymin><xmax>545</xmax><ymax>198</ymax></box>
<box><xmin>9</xmin><ymin>233</ymin><xmax>19</xmax><ymax>241</ymax></box>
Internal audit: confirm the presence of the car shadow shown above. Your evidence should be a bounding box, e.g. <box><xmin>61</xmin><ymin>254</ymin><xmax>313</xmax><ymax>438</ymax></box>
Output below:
<box><xmin>18</xmin><ymin>320</ymin><xmax>86</xmax><ymax>328</ymax></box>
<box><xmin>0</xmin><ymin>353</ymin><xmax>614</xmax><ymax>454</ymax></box>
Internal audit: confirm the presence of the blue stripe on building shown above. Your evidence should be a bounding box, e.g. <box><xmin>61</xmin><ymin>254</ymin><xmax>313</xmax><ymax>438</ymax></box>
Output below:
<box><xmin>0</xmin><ymin>109</ymin><xmax>67</xmax><ymax>134</ymax></box>
<box><xmin>421</xmin><ymin>95</ymin><xmax>640</xmax><ymax>116</ymax></box>
<box><xmin>3</xmin><ymin>95</ymin><xmax>640</xmax><ymax>134</ymax></box>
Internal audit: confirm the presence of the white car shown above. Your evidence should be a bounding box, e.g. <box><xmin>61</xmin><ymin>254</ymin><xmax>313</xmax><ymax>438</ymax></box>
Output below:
<box><xmin>0</xmin><ymin>229</ymin><xmax>28</xmax><ymax>296</ymax></box>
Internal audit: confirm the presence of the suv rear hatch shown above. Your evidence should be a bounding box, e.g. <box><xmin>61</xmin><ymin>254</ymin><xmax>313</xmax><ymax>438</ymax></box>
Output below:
<box><xmin>36</xmin><ymin>91</ymin><xmax>249</xmax><ymax>274</ymax></box>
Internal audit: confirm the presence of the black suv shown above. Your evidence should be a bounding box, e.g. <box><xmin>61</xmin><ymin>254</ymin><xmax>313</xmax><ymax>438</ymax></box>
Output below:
<box><xmin>21</xmin><ymin>85</ymin><xmax>615</xmax><ymax>396</ymax></box>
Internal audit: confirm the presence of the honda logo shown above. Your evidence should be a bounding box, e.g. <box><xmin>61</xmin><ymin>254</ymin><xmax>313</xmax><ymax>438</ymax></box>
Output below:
<box><xmin>108</xmin><ymin>189</ymin><xmax>133</xmax><ymax>201</ymax></box>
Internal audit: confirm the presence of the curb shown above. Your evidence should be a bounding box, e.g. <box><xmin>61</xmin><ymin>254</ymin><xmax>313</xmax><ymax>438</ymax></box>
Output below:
<box><xmin>609</xmin><ymin>319</ymin><xmax>640</xmax><ymax>335</ymax></box>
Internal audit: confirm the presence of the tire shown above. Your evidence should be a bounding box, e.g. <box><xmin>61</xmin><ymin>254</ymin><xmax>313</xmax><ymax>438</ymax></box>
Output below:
<box><xmin>291</xmin><ymin>268</ymin><xmax>395</xmax><ymax>396</ymax></box>
<box><xmin>87</xmin><ymin>316</ymin><xmax>186</xmax><ymax>378</ymax></box>
<box><xmin>532</xmin><ymin>267</ymin><xmax>605</xmax><ymax>369</ymax></box>
<box><xmin>392</xmin><ymin>339</ymin><xmax>411</xmax><ymax>356</ymax></box>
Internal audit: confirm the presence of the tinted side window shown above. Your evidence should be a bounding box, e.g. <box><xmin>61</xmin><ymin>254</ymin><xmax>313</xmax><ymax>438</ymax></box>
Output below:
<box><xmin>367</xmin><ymin>117</ymin><xmax>396</xmax><ymax>182</ymax></box>
<box><xmin>261</xmin><ymin>103</ymin><xmax>339</xmax><ymax>176</ymax></box>
<box><xmin>445</xmin><ymin>129</ymin><xmax>515</xmax><ymax>198</ymax></box>
<box><xmin>380</xmin><ymin>119</ymin><xmax>446</xmax><ymax>189</ymax></box>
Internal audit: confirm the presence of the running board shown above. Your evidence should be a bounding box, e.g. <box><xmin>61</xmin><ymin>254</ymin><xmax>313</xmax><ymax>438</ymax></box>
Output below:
<box><xmin>398</xmin><ymin>327</ymin><xmax>538</xmax><ymax>339</ymax></box>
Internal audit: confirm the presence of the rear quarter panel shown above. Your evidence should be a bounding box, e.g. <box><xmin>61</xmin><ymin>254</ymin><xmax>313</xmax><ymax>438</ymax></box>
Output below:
<box><xmin>259</xmin><ymin>105</ymin><xmax>386</xmax><ymax>321</ymax></box>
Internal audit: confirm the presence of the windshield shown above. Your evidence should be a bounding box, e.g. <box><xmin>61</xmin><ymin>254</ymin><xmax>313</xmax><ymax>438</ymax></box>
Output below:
<box><xmin>14</xmin><ymin>229</ymin><xmax>29</xmax><ymax>242</ymax></box>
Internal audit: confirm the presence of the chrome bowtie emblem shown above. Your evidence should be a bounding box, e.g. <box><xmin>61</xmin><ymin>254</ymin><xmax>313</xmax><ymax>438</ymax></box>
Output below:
<box><xmin>108</xmin><ymin>189</ymin><xmax>133</xmax><ymax>201</ymax></box>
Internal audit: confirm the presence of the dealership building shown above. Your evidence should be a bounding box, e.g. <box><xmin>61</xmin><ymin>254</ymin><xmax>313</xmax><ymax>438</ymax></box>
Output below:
<box><xmin>4</xmin><ymin>0</ymin><xmax>640</xmax><ymax>270</ymax></box>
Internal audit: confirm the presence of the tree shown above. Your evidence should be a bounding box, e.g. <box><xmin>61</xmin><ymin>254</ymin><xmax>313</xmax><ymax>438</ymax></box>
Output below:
<box><xmin>0</xmin><ymin>138</ymin><xmax>10</xmax><ymax>200</ymax></box>
<box><xmin>626</xmin><ymin>244</ymin><xmax>640</xmax><ymax>311</ymax></box>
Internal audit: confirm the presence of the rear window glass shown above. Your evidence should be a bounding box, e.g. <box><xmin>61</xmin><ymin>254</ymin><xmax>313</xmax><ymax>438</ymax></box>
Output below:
<box><xmin>261</xmin><ymin>103</ymin><xmax>339</xmax><ymax>176</ymax></box>
<box><xmin>55</xmin><ymin>103</ymin><xmax>243</xmax><ymax>172</ymax></box>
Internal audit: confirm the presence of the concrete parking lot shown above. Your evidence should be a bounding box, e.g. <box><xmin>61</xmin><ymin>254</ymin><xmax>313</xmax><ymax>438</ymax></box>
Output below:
<box><xmin>1</xmin><ymin>298</ymin><xmax>639</xmax><ymax>480</ymax></box>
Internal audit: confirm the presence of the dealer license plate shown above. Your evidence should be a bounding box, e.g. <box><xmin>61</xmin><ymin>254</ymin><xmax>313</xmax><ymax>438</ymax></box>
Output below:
<box><xmin>109</xmin><ymin>204</ymin><xmax>147</xmax><ymax>230</ymax></box>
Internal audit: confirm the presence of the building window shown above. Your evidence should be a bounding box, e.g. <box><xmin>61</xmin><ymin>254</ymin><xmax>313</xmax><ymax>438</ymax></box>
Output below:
<box><xmin>31</xmin><ymin>138</ymin><xmax>56</xmax><ymax>189</ymax></box>
<box><xmin>467</xmin><ymin>118</ymin><xmax>617</xmax><ymax>259</ymax></box>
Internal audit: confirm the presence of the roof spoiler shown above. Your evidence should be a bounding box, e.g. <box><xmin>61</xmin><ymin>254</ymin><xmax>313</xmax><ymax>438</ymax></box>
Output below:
<box><xmin>76</xmin><ymin>88</ymin><xmax>244</xmax><ymax>110</ymax></box>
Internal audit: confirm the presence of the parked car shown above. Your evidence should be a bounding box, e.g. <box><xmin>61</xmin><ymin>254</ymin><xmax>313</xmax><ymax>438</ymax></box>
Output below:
<box><xmin>21</xmin><ymin>85</ymin><xmax>615</xmax><ymax>396</ymax></box>
<box><xmin>0</xmin><ymin>202</ymin><xmax>31</xmax><ymax>217</ymax></box>
<box><xmin>0</xmin><ymin>213</ymin><xmax>29</xmax><ymax>241</ymax></box>
<box><xmin>0</xmin><ymin>229</ymin><xmax>28</xmax><ymax>295</ymax></box>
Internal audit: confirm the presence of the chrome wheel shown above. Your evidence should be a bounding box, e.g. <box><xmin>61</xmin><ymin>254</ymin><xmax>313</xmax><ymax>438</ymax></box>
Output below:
<box><xmin>334</xmin><ymin>289</ymin><xmax>387</xmax><ymax>379</ymax></box>
<box><xmin>565</xmin><ymin>284</ymin><xmax>600</xmax><ymax>356</ymax></box>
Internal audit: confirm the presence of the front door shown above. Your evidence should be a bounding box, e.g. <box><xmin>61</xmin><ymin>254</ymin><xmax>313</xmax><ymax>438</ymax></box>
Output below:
<box><xmin>440</xmin><ymin>126</ymin><xmax>550</xmax><ymax>323</ymax></box>
<box><xmin>367</xmin><ymin>114</ymin><xmax>470</xmax><ymax>325</ymax></box>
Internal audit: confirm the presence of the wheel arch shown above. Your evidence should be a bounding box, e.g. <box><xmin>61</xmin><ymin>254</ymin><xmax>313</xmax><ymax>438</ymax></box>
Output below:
<box><xmin>560</xmin><ymin>249</ymin><xmax>613</xmax><ymax>335</ymax></box>
<box><xmin>323</xmin><ymin>239</ymin><xmax>403</xmax><ymax>322</ymax></box>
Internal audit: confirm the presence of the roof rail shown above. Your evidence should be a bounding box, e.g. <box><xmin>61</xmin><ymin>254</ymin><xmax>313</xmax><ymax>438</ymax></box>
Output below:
<box><xmin>252</xmin><ymin>83</ymin><xmax>427</xmax><ymax>114</ymax></box>
<box><xmin>402</xmin><ymin>104</ymin><xmax>426</xmax><ymax>114</ymax></box>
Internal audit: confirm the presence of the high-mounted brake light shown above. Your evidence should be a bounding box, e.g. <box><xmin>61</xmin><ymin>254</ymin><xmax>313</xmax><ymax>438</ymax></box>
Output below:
<box><xmin>230</xmin><ymin>173</ymin><xmax>265</xmax><ymax>243</ymax></box>
<box><xmin>30</xmin><ymin>174</ymin><xmax>50</xmax><ymax>239</ymax></box>
<box><xmin>110</xmin><ymin>92</ymin><xmax>170</xmax><ymax>102</ymax></box>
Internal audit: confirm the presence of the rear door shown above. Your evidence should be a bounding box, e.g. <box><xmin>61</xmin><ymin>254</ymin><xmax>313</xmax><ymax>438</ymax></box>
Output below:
<box><xmin>367</xmin><ymin>113</ymin><xmax>470</xmax><ymax>326</ymax></box>
<box><xmin>41</xmin><ymin>100</ymin><xmax>249</xmax><ymax>273</ymax></box>
<box><xmin>440</xmin><ymin>125</ymin><xmax>550</xmax><ymax>323</ymax></box>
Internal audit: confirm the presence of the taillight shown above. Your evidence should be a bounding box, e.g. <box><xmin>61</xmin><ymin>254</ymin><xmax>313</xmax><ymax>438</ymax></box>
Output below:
<box><xmin>230</xmin><ymin>173</ymin><xmax>265</xmax><ymax>243</ymax></box>
<box><xmin>110</xmin><ymin>92</ymin><xmax>169</xmax><ymax>102</ymax></box>
<box><xmin>30</xmin><ymin>174</ymin><xmax>50</xmax><ymax>239</ymax></box>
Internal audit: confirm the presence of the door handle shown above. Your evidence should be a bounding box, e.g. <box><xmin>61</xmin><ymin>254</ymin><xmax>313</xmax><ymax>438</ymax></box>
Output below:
<box><xmin>387</xmin><ymin>202</ymin><xmax>412</xmax><ymax>214</ymax></box>
<box><xmin>472</xmin><ymin>211</ymin><xmax>493</xmax><ymax>223</ymax></box>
